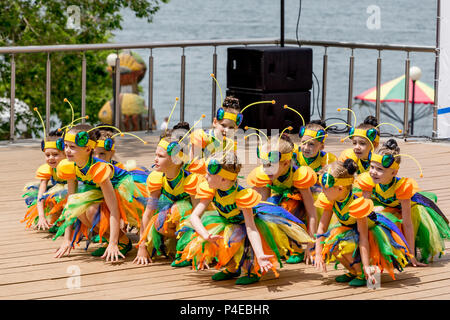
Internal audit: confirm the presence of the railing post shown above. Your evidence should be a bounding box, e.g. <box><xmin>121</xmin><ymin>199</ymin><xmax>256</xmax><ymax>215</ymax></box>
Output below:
<box><xmin>212</xmin><ymin>46</ymin><xmax>218</xmax><ymax>121</ymax></box>
<box><xmin>404</xmin><ymin>52</ymin><xmax>410</xmax><ymax>137</ymax></box>
<box><xmin>46</xmin><ymin>53</ymin><xmax>51</xmax><ymax>131</ymax></box>
<box><xmin>114</xmin><ymin>51</ymin><xmax>121</xmax><ymax>129</ymax></box>
<box><xmin>376</xmin><ymin>50</ymin><xmax>382</xmax><ymax>122</ymax></box>
<box><xmin>81</xmin><ymin>52</ymin><xmax>86</xmax><ymax>123</ymax></box>
<box><xmin>180</xmin><ymin>47</ymin><xmax>186</xmax><ymax>123</ymax></box>
<box><xmin>10</xmin><ymin>54</ymin><xmax>15</xmax><ymax>141</ymax></box>
<box><xmin>147</xmin><ymin>48</ymin><xmax>154</xmax><ymax>132</ymax></box>
<box><xmin>347</xmin><ymin>49</ymin><xmax>354</xmax><ymax>126</ymax></box>
<box><xmin>433</xmin><ymin>0</ymin><xmax>441</xmax><ymax>138</ymax></box>
<box><xmin>321</xmin><ymin>47</ymin><xmax>328</xmax><ymax>121</ymax></box>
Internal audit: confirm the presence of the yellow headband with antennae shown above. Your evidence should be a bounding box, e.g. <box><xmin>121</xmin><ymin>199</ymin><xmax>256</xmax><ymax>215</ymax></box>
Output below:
<box><xmin>370</xmin><ymin>153</ymin><xmax>400</xmax><ymax>170</ymax></box>
<box><xmin>34</xmin><ymin>107</ymin><xmax>60</xmax><ymax>151</ymax></box>
<box><xmin>325</xmin><ymin>122</ymin><xmax>352</xmax><ymax>131</ymax></box>
<box><xmin>58</xmin><ymin>116</ymin><xmax>90</xmax><ymax>133</ymax></box>
<box><xmin>111</xmin><ymin>132</ymin><xmax>148</xmax><ymax>145</ymax></box>
<box><xmin>178</xmin><ymin>114</ymin><xmax>206</xmax><ymax>144</ymax></box>
<box><xmin>375</xmin><ymin>122</ymin><xmax>403</xmax><ymax>134</ymax></box>
<box><xmin>210</xmin><ymin>74</ymin><xmax>224</xmax><ymax>108</ymax></box>
<box><xmin>165</xmin><ymin>97</ymin><xmax>179</xmax><ymax>136</ymax></box>
<box><xmin>337</xmin><ymin>107</ymin><xmax>357</xmax><ymax>127</ymax></box>
<box><xmin>395</xmin><ymin>153</ymin><xmax>424</xmax><ymax>177</ymax></box>
<box><xmin>283</xmin><ymin>105</ymin><xmax>305</xmax><ymax>127</ymax></box>
<box><xmin>244</xmin><ymin>126</ymin><xmax>269</xmax><ymax>141</ymax></box>
<box><xmin>300</xmin><ymin>134</ymin><xmax>328</xmax><ymax>146</ymax></box>
<box><xmin>341</xmin><ymin>130</ymin><xmax>376</xmax><ymax>150</ymax></box>
<box><xmin>240</xmin><ymin>100</ymin><xmax>276</xmax><ymax>113</ymax></box>
<box><xmin>244</xmin><ymin>132</ymin><xmax>265</xmax><ymax>144</ymax></box>
<box><xmin>33</xmin><ymin>107</ymin><xmax>47</xmax><ymax>142</ymax></box>
<box><xmin>277</xmin><ymin>126</ymin><xmax>293</xmax><ymax>145</ymax></box>
<box><xmin>64</xmin><ymin>98</ymin><xmax>75</xmax><ymax>126</ymax></box>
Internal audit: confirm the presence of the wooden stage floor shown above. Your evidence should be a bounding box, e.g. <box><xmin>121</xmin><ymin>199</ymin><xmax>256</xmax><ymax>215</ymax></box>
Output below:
<box><xmin>1</xmin><ymin>133</ymin><xmax>449</xmax><ymax>300</ymax></box>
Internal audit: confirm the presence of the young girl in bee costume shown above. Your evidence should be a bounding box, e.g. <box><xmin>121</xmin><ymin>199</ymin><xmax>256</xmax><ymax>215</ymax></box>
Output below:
<box><xmin>314</xmin><ymin>159</ymin><xmax>411</xmax><ymax>287</ymax></box>
<box><xmin>246</xmin><ymin>130</ymin><xmax>317</xmax><ymax>264</ymax></box>
<box><xmin>134</xmin><ymin>117</ymin><xmax>205</xmax><ymax>267</ymax></box>
<box><xmin>357</xmin><ymin>139</ymin><xmax>450</xmax><ymax>265</ymax></box>
<box><xmin>178</xmin><ymin>152</ymin><xmax>314</xmax><ymax>285</ymax></box>
<box><xmin>53</xmin><ymin>124</ymin><xmax>146</xmax><ymax>261</ymax></box>
<box><xmin>22</xmin><ymin>128</ymin><xmax>67</xmax><ymax>232</ymax></box>
<box><xmin>21</xmin><ymin>107</ymin><xmax>78</xmax><ymax>232</ymax></box>
<box><xmin>338</xmin><ymin>110</ymin><xmax>403</xmax><ymax>175</ymax></box>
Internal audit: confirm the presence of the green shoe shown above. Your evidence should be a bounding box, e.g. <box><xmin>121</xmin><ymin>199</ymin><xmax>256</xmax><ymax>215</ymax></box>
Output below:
<box><xmin>48</xmin><ymin>225</ymin><xmax>59</xmax><ymax>234</ymax></box>
<box><xmin>349</xmin><ymin>275</ymin><xmax>367</xmax><ymax>287</ymax></box>
<box><xmin>212</xmin><ymin>270</ymin><xmax>241</xmax><ymax>281</ymax></box>
<box><xmin>92</xmin><ymin>234</ymin><xmax>107</xmax><ymax>243</ymax></box>
<box><xmin>91</xmin><ymin>239</ymin><xmax>132</xmax><ymax>257</ymax></box>
<box><xmin>235</xmin><ymin>273</ymin><xmax>260</xmax><ymax>285</ymax></box>
<box><xmin>171</xmin><ymin>259</ymin><xmax>192</xmax><ymax>268</ymax></box>
<box><xmin>118</xmin><ymin>239</ymin><xmax>133</xmax><ymax>257</ymax></box>
<box><xmin>286</xmin><ymin>252</ymin><xmax>305</xmax><ymax>264</ymax></box>
<box><xmin>91</xmin><ymin>243</ymin><xmax>108</xmax><ymax>257</ymax></box>
<box><xmin>335</xmin><ymin>273</ymin><xmax>357</xmax><ymax>283</ymax></box>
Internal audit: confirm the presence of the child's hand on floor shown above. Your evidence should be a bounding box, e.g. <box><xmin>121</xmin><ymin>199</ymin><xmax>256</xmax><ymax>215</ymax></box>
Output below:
<box><xmin>305</xmin><ymin>243</ymin><xmax>315</xmax><ymax>265</ymax></box>
<box><xmin>133</xmin><ymin>246</ymin><xmax>153</xmax><ymax>265</ymax></box>
<box><xmin>410</xmin><ymin>256</ymin><xmax>428</xmax><ymax>267</ymax></box>
<box><xmin>54</xmin><ymin>240</ymin><xmax>72</xmax><ymax>258</ymax></box>
<box><xmin>35</xmin><ymin>215</ymin><xmax>51</xmax><ymax>231</ymax></box>
<box><xmin>313</xmin><ymin>253</ymin><xmax>327</xmax><ymax>272</ymax></box>
<box><xmin>102</xmin><ymin>243</ymin><xmax>125</xmax><ymax>262</ymax></box>
<box><xmin>257</xmin><ymin>254</ymin><xmax>274</xmax><ymax>273</ymax></box>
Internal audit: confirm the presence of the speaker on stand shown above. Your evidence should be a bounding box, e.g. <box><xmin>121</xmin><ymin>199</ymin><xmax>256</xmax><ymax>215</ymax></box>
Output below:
<box><xmin>226</xmin><ymin>46</ymin><xmax>313</xmax><ymax>135</ymax></box>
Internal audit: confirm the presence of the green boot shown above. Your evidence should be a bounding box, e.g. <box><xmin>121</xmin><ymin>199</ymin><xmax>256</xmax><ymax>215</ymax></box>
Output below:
<box><xmin>286</xmin><ymin>252</ymin><xmax>305</xmax><ymax>264</ymax></box>
<box><xmin>212</xmin><ymin>269</ymin><xmax>241</xmax><ymax>281</ymax></box>
<box><xmin>92</xmin><ymin>234</ymin><xmax>107</xmax><ymax>244</ymax></box>
<box><xmin>91</xmin><ymin>243</ymin><xmax>108</xmax><ymax>257</ymax></box>
<box><xmin>48</xmin><ymin>225</ymin><xmax>59</xmax><ymax>234</ymax></box>
<box><xmin>118</xmin><ymin>238</ymin><xmax>133</xmax><ymax>257</ymax></box>
<box><xmin>171</xmin><ymin>259</ymin><xmax>192</xmax><ymax>267</ymax></box>
<box><xmin>235</xmin><ymin>273</ymin><xmax>260</xmax><ymax>285</ymax></box>
<box><xmin>349</xmin><ymin>275</ymin><xmax>367</xmax><ymax>287</ymax></box>
<box><xmin>335</xmin><ymin>272</ymin><xmax>357</xmax><ymax>283</ymax></box>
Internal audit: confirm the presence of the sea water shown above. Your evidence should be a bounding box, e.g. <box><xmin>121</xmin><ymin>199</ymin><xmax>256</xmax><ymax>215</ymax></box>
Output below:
<box><xmin>113</xmin><ymin>0</ymin><xmax>437</xmax><ymax>136</ymax></box>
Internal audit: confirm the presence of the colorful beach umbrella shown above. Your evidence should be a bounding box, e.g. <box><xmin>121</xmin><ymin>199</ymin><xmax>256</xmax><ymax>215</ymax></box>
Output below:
<box><xmin>354</xmin><ymin>75</ymin><xmax>434</xmax><ymax>104</ymax></box>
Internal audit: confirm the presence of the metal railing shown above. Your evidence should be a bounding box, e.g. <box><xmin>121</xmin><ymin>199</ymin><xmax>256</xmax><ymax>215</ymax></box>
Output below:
<box><xmin>1</xmin><ymin>37</ymin><xmax>437</xmax><ymax>141</ymax></box>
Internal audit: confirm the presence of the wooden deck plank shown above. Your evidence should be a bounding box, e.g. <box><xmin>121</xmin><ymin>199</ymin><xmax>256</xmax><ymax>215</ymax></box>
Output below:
<box><xmin>1</xmin><ymin>135</ymin><xmax>450</xmax><ymax>300</ymax></box>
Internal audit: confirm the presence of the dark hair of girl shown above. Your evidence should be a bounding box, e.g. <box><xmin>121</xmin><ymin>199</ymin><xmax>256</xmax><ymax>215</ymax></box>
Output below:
<box><xmin>343</xmin><ymin>158</ymin><xmax>358</xmax><ymax>175</ymax></box>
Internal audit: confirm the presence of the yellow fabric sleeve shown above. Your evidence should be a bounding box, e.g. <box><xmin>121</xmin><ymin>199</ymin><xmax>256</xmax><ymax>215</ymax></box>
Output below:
<box><xmin>35</xmin><ymin>163</ymin><xmax>52</xmax><ymax>180</ymax></box>
<box><xmin>293</xmin><ymin>166</ymin><xmax>317</xmax><ymax>189</ymax></box>
<box><xmin>195</xmin><ymin>180</ymin><xmax>215</xmax><ymax>200</ymax></box>
<box><xmin>56</xmin><ymin>159</ymin><xmax>76</xmax><ymax>180</ymax></box>
<box><xmin>236</xmin><ymin>188</ymin><xmax>262</xmax><ymax>208</ymax></box>
<box><xmin>184</xmin><ymin>173</ymin><xmax>201</xmax><ymax>196</ymax></box>
<box><xmin>246</xmin><ymin>166</ymin><xmax>271</xmax><ymax>188</ymax></box>
<box><xmin>90</xmin><ymin>162</ymin><xmax>113</xmax><ymax>184</ymax></box>
<box><xmin>146</xmin><ymin>171</ymin><xmax>164</xmax><ymax>193</ymax></box>
<box><xmin>338</xmin><ymin>148</ymin><xmax>358</xmax><ymax>162</ymax></box>
<box><xmin>356</xmin><ymin>172</ymin><xmax>375</xmax><ymax>192</ymax></box>
<box><xmin>395</xmin><ymin>178</ymin><xmax>419</xmax><ymax>200</ymax></box>
<box><xmin>186</xmin><ymin>158</ymin><xmax>207</xmax><ymax>175</ymax></box>
<box><xmin>314</xmin><ymin>192</ymin><xmax>333</xmax><ymax>211</ymax></box>
<box><xmin>190</xmin><ymin>129</ymin><xmax>209</xmax><ymax>149</ymax></box>
<box><xmin>349</xmin><ymin>197</ymin><xmax>374</xmax><ymax>219</ymax></box>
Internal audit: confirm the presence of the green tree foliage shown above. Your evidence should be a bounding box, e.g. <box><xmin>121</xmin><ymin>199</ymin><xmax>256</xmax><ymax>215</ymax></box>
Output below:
<box><xmin>0</xmin><ymin>0</ymin><xmax>168</xmax><ymax>139</ymax></box>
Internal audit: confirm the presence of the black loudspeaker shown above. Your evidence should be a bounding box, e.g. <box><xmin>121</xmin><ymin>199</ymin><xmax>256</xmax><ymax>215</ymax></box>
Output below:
<box><xmin>227</xmin><ymin>46</ymin><xmax>313</xmax><ymax>92</ymax></box>
<box><xmin>227</xmin><ymin>89</ymin><xmax>310</xmax><ymax>134</ymax></box>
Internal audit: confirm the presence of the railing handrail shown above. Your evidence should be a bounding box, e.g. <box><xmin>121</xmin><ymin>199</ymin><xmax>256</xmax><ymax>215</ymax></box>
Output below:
<box><xmin>3</xmin><ymin>37</ymin><xmax>438</xmax><ymax>141</ymax></box>
<box><xmin>0</xmin><ymin>38</ymin><xmax>436</xmax><ymax>54</ymax></box>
